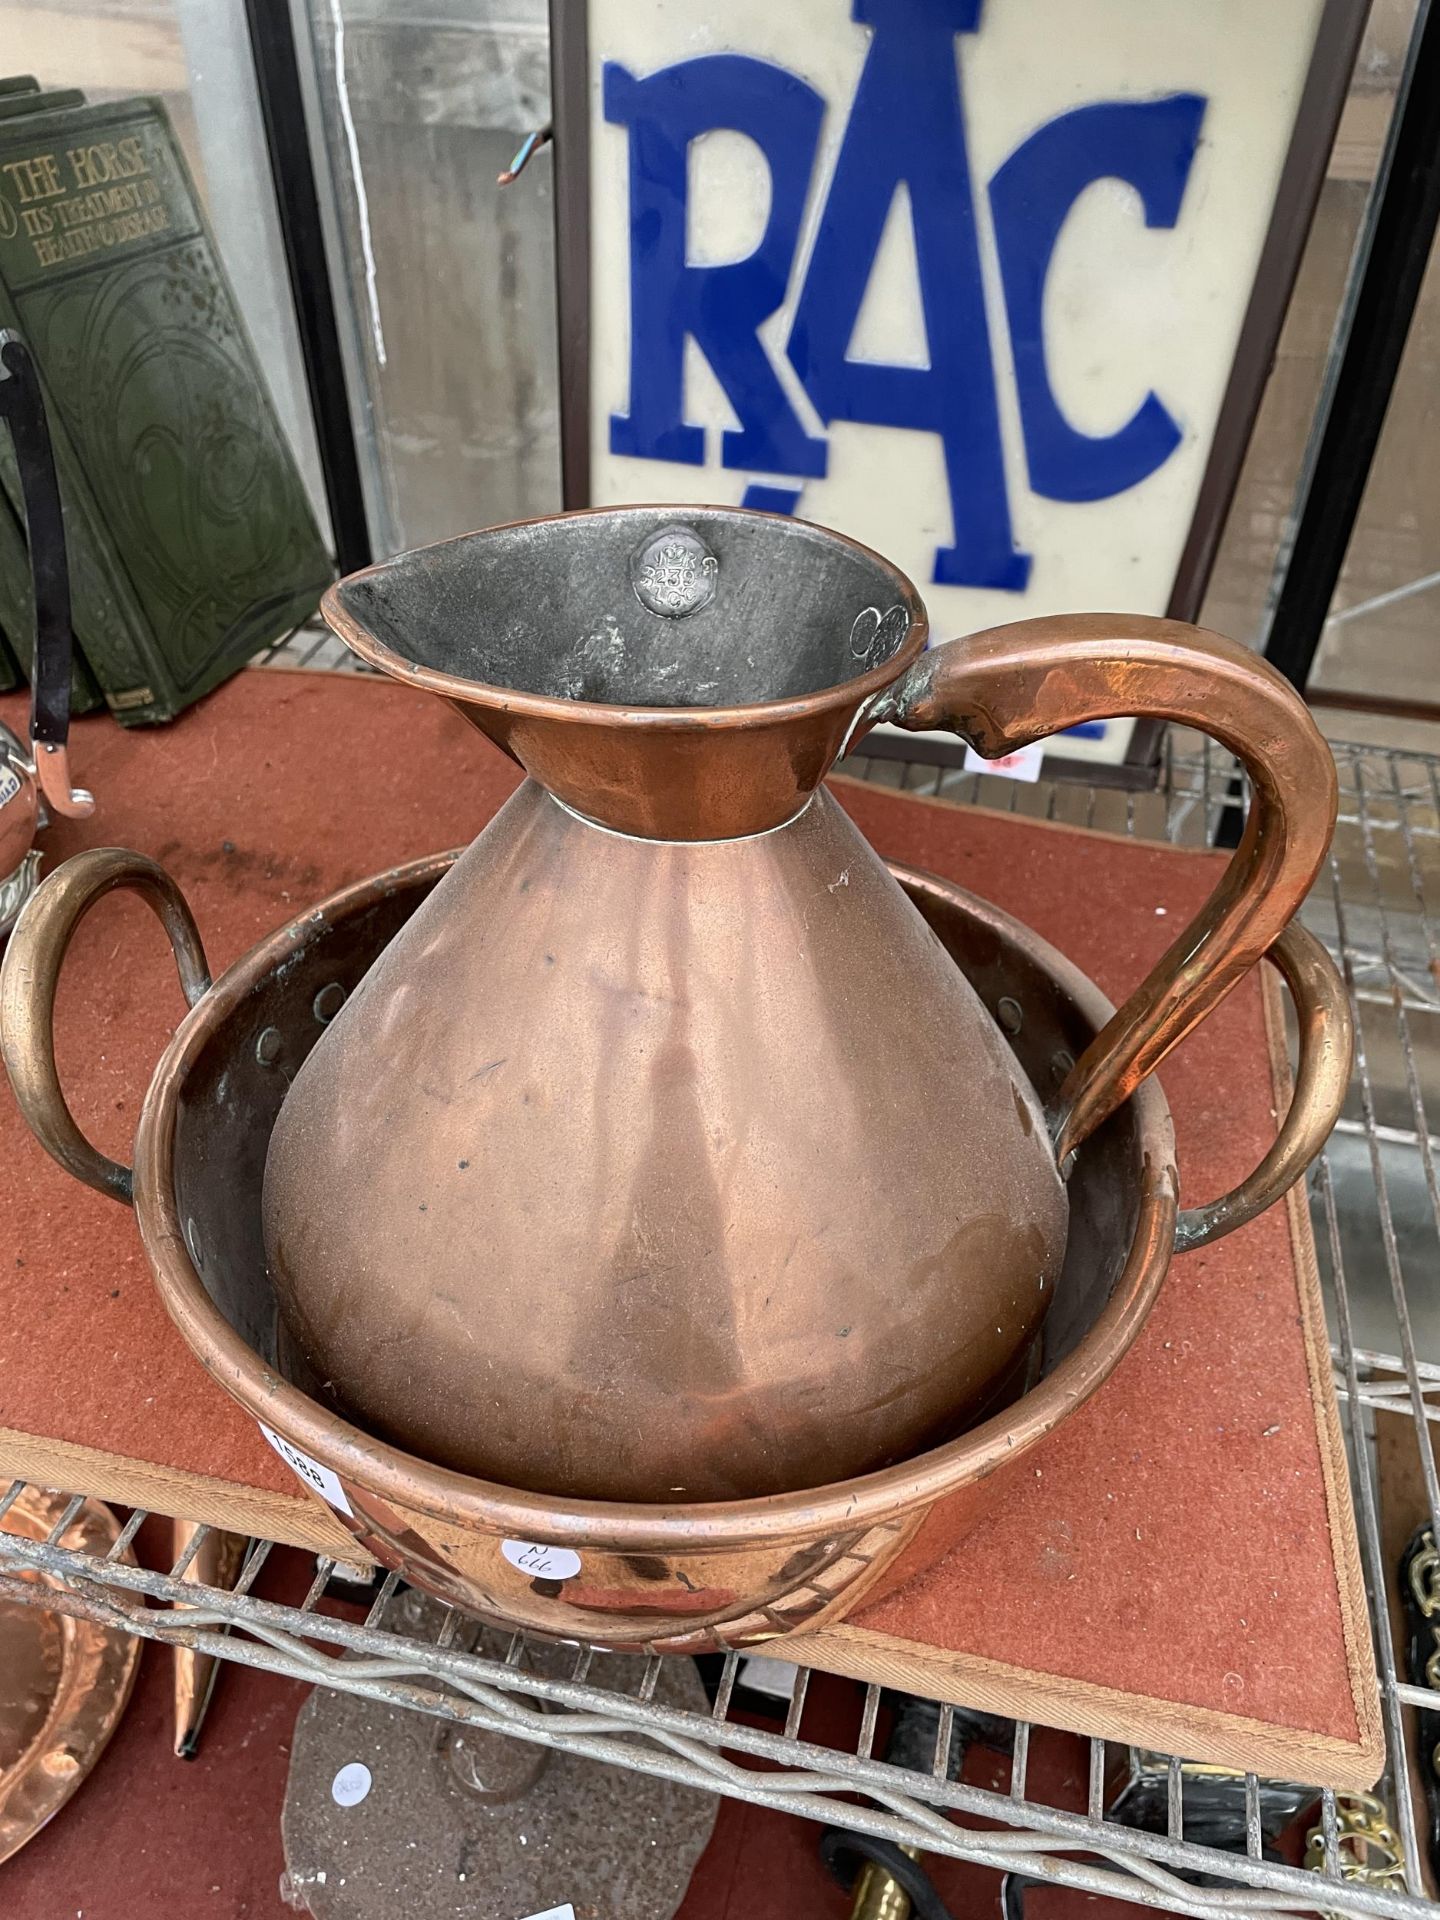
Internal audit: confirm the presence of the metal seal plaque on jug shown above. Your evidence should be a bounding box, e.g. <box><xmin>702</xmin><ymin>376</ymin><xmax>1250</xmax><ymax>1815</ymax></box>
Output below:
<box><xmin>547</xmin><ymin>0</ymin><xmax>1368</xmax><ymax>781</ymax></box>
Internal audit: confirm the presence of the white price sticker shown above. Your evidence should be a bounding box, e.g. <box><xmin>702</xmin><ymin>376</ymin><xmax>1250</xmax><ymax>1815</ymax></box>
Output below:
<box><xmin>962</xmin><ymin>741</ymin><xmax>1044</xmax><ymax>784</ymax></box>
<box><xmin>501</xmin><ymin>1538</ymin><xmax>582</xmax><ymax>1581</ymax></box>
<box><xmin>331</xmin><ymin>1761</ymin><xmax>372</xmax><ymax>1807</ymax></box>
<box><xmin>519</xmin><ymin>1908</ymin><xmax>575</xmax><ymax>1920</ymax></box>
<box><xmin>0</xmin><ymin>765</ymin><xmax>21</xmax><ymax>809</ymax></box>
<box><xmin>259</xmin><ymin>1423</ymin><xmax>354</xmax><ymax>1515</ymax></box>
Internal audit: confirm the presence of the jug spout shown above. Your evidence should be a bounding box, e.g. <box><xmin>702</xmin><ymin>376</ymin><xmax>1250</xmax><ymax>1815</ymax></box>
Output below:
<box><xmin>323</xmin><ymin>506</ymin><xmax>927</xmax><ymax>840</ymax></box>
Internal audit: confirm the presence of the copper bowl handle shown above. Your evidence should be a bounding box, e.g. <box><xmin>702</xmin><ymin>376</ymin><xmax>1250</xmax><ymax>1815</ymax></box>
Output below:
<box><xmin>1173</xmin><ymin>919</ymin><xmax>1352</xmax><ymax>1251</ymax></box>
<box><xmin>1</xmin><ymin>847</ymin><xmax>210</xmax><ymax>1205</ymax></box>
<box><xmin>882</xmin><ymin>613</ymin><xmax>1338</xmax><ymax>1161</ymax></box>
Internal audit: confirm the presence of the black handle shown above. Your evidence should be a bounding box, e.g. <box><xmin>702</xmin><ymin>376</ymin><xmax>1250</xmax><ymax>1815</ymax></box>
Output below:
<box><xmin>0</xmin><ymin>331</ymin><xmax>71</xmax><ymax>750</ymax></box>
<box><xmin>0</xmin><ymin>330</ymin><xmax>91</xmax><ymax>818</ymax></box>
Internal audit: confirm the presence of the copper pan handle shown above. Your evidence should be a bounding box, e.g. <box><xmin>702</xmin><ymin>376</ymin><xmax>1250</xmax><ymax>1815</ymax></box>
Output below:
<box><xmin>1</xmin><ymin>847</ymin><xmax>210</xmax><ymax>1204</ymax></box>
<box><xmin>881</xmin><ymin>614</ymin><xmax>1338</xmax><ymax>1161</ymax></box>
<box><xmin>1174</xmin><ymin>920</ymin><xmax>1351</xmax><ymax>1250</ymax></box>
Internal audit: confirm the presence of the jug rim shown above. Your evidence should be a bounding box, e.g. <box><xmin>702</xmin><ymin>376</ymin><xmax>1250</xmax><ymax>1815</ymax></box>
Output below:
<box><xmin>322</xmin><ymin>502</ymin><xmax>931</xmax><ymax>731</ymax></box>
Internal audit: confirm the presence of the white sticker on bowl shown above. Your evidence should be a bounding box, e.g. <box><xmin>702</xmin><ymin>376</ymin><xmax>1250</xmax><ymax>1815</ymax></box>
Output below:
<box><xmin>501</xmin><ymin>1539</ymin><xmax>582</xmax><ymax>1581</ymax></box>
<box><xmin>519</xmin><ymin>1908</ymin><xmax>575</xmax><ymax>1920</ymax></box>
<box><xmin>259</xmin><ymin>1422</ymin><xmax>354</xmax><ymax>1515</ymax></box>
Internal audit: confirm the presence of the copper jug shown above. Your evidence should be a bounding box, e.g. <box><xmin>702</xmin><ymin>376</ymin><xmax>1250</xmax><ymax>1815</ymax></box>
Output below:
<box><xmin>262</xmin><ymin>506</ymin><xmax>1335</xmax><ymax>1507</ymax></box>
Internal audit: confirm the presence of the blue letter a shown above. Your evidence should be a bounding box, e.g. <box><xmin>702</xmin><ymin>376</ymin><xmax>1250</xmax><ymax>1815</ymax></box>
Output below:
<box><xmin>787</xmin><ymin>0</ymin><xmax>1030</xmax><ymax>591</ymax></box>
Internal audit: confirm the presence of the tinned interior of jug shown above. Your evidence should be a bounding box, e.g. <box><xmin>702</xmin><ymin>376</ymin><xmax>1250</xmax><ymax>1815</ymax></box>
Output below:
<box><xmin>330</xmin><ymin>506</ymin><xmax>920</xmax><ymax>710</ymax></box>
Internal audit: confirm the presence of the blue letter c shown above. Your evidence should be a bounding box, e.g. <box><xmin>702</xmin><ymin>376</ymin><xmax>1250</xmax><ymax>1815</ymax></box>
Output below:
<box><xmin>990</xmin><ymin>95</ymin><xmax>1206</xmax><ymax>504</ymax></box>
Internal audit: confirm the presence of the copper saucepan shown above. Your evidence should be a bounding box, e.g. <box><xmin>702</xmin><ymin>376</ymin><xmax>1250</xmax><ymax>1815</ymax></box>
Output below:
<box><xmin>1</xmin><ymin>847</ymin><xmax>1350</xmax><ymax>1650</ymax></box>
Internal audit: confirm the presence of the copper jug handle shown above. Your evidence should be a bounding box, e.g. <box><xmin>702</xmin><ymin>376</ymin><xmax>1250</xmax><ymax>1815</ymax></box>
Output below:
<box><xmin>1173</xmin><ymin>918</ymin><xmax>1351</xmax><ymax>1250</ymax></box>
<box><xmin>881</xmin><ymin>613</ymin><xmax>1338</xmax><ymax>1162</ymax></box>
<box><xmin>1</xmin><ymin>847</ymin><xmax>211</xmax><ymax>1204</ymax></box>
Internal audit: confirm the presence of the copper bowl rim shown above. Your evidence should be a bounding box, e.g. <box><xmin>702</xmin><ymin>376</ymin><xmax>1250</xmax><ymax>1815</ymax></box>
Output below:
<box><xmin>132</xmin><ymin>849</ymin><xmax>1177</xmax><ymax>1554</ymax></box>
<box><xmin>322</xmin><ymin>503</ymin><xmax>931</xmax><ymax>731</ymax></box>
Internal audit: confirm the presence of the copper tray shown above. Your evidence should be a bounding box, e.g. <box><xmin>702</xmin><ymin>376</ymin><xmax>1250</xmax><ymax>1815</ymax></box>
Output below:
<box><xmin>2</xmin><ymin>852</ymin><xmax>1347</xmax><ymax>1653</ymax></box>
<box><xmin>0</xmin><ymin>1489</ymin><xmax>140</xmax><ymax>1864</ymax></box>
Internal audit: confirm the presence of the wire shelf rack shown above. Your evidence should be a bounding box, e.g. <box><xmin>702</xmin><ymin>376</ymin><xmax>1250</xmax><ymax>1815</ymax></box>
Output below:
<box><xmin>4</xmin><ymin>716</ymin><xmax>1440</xmax><ymax>1918</ymax></box>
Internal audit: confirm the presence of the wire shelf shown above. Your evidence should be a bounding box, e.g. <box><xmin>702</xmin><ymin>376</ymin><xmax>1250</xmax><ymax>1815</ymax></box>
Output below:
<box><xmin>4</xmin><ymin>729</ymin><xmax>1440</xmax><ymax>1918</ymax></box>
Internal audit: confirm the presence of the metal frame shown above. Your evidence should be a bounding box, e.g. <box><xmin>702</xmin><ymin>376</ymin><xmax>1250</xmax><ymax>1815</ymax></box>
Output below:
<box><xmin>1261</xmin><ymin>0</ymin><xmax>1440</xmax><ymax>699</ymax></box>
<box><xmin>243</xmin><ymin>0</ymin><xmax>372</xmax><ymax>575</ymax></box>
<box><xmin>6</xmin><ymin>727</ymin><xmax>1440</xmax><ymax>1916</ymax></box>
<box><xmin>0</xmin><ymin>1526</ymin><xmax>1413</xmax><ymax>1920</ymax></box>
<box><xmin>547</xmin><ymin>0</ymin><xmax>1369</xmax><ymax>787</ymax></box>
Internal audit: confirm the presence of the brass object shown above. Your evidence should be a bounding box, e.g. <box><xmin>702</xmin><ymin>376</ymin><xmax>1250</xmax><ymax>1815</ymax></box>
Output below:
<box><xmin>1409</xmin><ymin>1526</ymin><xmax>1440</xmax><ymax>1622</ymax></box>
<box><xmin>0</xmin><ymin>832</ymin><xmax>1350</xmax><ymax>1648</ymax></box>
<box><xmin>242</xmin><ymin>505</ymin><xmax>1340</xmax><ymax>1507</ymax></box>
<box><xmin>851</xmin><ymin>1851</ymin><xmax>921</xmax><ymax>1919</ymax></box>
<box><xmin>1305</xmin><ymin>1792</ymin><xmax>1410</xmax><ymax>1913</ymax></box>
<box><xmin>1399</xmin><ymin>1524</ymin><xmax>1440</xmax><ymax>1880</ymax></box>
<box><xmin>821</xmin><ymin>1690</ymin><xmax>994</xmax><ymax>1915</ymax></box>
<box><xmin>0</xmin><ymin>1488</ymin><xmax>140</xmax><ymax>1864</ymax></box>
<box><xmin>171</xmin><ymin>1520</ymin><xmax>248</xmax><ymax>1758</ymax></box>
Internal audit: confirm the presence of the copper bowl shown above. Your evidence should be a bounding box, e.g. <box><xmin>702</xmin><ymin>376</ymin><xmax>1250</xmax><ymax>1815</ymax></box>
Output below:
<box><xmin>1</xmin><ymin>848</ymin><xmax>1348</xmax><ymax>1653</ymax></box>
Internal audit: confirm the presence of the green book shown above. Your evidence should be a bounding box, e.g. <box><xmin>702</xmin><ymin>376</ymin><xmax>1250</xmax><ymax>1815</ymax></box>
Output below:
<box><xmin>0</xmin><ymin>94</ymin><xmax>332</xmax><ymax>724</ymax></box>
<box><xmin>0</xmin><ymin>90</ymin><xmax>86</xmax><ymax>123</ymax></box>
<box><xmin>0</xmin><ymin>625</ymin><xmax>19</xmax><ymax>694</ymax></box>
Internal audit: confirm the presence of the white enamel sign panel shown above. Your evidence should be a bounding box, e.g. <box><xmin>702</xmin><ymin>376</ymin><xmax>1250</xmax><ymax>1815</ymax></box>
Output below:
<box><xmin>586</xmin><ymin>0</ymin><xmax>1325</xmax><ymax>763</ymax></box>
